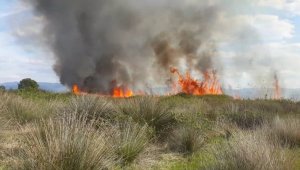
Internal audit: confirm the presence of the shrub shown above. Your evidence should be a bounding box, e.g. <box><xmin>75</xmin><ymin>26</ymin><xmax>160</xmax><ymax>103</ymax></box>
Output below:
<box><xmin>267</xmin><ymin>116</ymin><xmax>300</xmax><ymax>147</ymax></box>
<box><xmin>18</xmin><ymin>78</ymin><xmax>39</xmax><ymax>91</ymax></box>
<box><xmin>0</xmin><ymin>86</ymin><xmax>5</xmax><ymax>91</ymax></box>
<box><xmin>115</xmin><ymin>121</ymin><xmax>151</xmax><ymax>166</ymax></box>
<box><xmin>168</xmin><ymin>126</ymin><xmax>205</xmax><ymax>154</ymax></box>
<box><xmin>16</xmin><ymin>112</ymin><xmax>115</xmax><ymax>170</ymax></box>
<box><xmin>210</xmin><ymin>130</ymin><xmax>294</xmax><ymax>170</ymax></box>
<box><xmin>116</xmin><ymin>97</ymin><xmax>177</xmax><ymax>136</ymax></box>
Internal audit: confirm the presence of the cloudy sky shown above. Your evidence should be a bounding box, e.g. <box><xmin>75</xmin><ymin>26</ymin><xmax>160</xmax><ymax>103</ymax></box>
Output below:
<box><xmin>0</xmin><ymin>0</ymin><xmax>300</xmax><ymax>88</ymax></box>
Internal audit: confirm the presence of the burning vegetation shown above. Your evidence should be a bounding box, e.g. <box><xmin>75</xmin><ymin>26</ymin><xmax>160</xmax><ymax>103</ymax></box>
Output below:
<box><xmin>170</xmin><ymin>67</ymin><xmax>223</xmax><ymax>96</ymax></box>
<box><xmin>27</xmin><ymin>0</ymin><xmax>284</xmax><ymax>99</ymax></box>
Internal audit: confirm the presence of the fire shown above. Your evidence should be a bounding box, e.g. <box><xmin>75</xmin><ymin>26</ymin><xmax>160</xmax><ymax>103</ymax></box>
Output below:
<box><xmin>170</xmin><ymin>67</ymin><xmax>223</xmax><ymax>95</ymax></box>
<box><xmin>113</xmin><ymin>86</ymin><xmax>133</xmax><ymax>98</ymax></box>
<box><xmin>72</xmin><ymin>83</ymin><xmax>133</xmax><ymax>98</ymax></box>
<box><xmin>72</xmin><ymin>84</ymin><xmax>81</xmax><ymax>95</ymax></box>
<box><xmin>273</xmin><ymin>74</ymin><xmax>281</xmax><ymax>100</ymax></box>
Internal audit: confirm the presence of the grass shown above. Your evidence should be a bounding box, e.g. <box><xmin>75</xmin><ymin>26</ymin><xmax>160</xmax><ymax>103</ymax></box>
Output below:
<box><xmin>16</xmin><ymin>112</ymin><xmax>115</xmax><ymax>170</ymax></box>
<box><xmin>210</xmin><ymin>130</ymin><xmax>294</xmax><ymax>170</ymax></box>
<box><xmin>115</xmin><ymin>121</ymin><xmax>152</xmax><ymax>166</ymax></box>
<box><xmin>63</xmin><ymin>96</ymin><xmax>115</xmax><ymax>125</ymax></box>
<box><xmin>0</xmin><ymin>91</ymin><xmax>299</xmax><ymax>169</ymax></box>
<box><xmin>168</xmin><ymin>126</ymin><xmax>205</xmax><ymax>155</ymax></box>
<box><xmin>267</xmin><ymin>116</ymin><xmax>300</xmax><ymax>147</ymax></box>
<box><xmin>116</xmin><ymin>97</ymin><xmax>177</xmax><ymax>137</ymax></box>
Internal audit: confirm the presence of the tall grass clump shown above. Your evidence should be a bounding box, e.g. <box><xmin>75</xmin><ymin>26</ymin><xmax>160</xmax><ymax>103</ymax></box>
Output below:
<box><xmin>16</xmin><ymin>112</ymin><xmax>115</xmax><ymax>170</ymax></box>
<box><xmin>64</xmin><ymin>96</ymin><xmax>115</xmax><ymax>124</ymax></box>
<box><xmin>221</xmin><ymin>103</ymin><xmax>266</xmax><ymax>129</ymax></box>
<box><xmin>115</xmin><ymin>121</ymin><xmax>152</xmax><ymax>166</ymax></box>
<box><xmin>0</xmin><ymin>93</ymin><xmax>51</xmax><ymax>124</ymax></box>
<box><xmin>267</xmin><ymin>116</ymin><xmax>300</xmax><ymax>147</ymax></box>
<box><xmin>168</xmin><ymin>126</ymin><xmax>205</xmax><ymax>155</ymax></box>
<box><xmin>210</xmin><ymin>130</ymin><xmax>294</xmax><ymax>170</ymax></box>
<box><xmin>116</xmin><ymin>97</ymin><xmax>177</xmax><ymax>136</ymax></box>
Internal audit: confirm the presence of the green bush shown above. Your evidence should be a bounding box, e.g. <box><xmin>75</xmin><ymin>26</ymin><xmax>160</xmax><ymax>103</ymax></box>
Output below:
<box><xmin>18</xmin><ymin>78</ymin><xmax>39</xmax><ymax>91</ymax></box>
<box><xmin>0</xmin><ymin>86</ymin><xmax>5</xmax><ymax>91</ymax></box>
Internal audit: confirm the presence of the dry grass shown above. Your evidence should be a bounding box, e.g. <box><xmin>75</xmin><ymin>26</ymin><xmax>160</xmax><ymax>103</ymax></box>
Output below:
<box><xmin>1</xmin><ymin>92</ymin><xmax>300</xmax><ymax>169</ymax></box>
<box><xmin>63</xmin><ymin>96</ymin><xmax>116</xmax><ymax>125</ymax></box>
<box><xmin>115</xmin><ymin>121</ymin><xmax>152</xmax><ymax>166</ymax></box>
<box><xmin>116</xmin><ymin>97</ymin><xmax>177</xmax><ymax>136</ymax></box>
<box><xmin>168</xmin><ymin>126</ymin><xmax>205</xmax><ymax>155</ymax></box>
<box><xmin>267</xmin><ymin>116</ymin><xmax>300</xmax><ymax>147</ymax></box>
<box><xmin>210</xmin><ymin>130</ymin><xmax>294</xmax><ymax>170</ymax></box>
<box><xmin>14</xmin><ymin>112</ymin><xmax>115</xmax><ymax>170</ymax></box>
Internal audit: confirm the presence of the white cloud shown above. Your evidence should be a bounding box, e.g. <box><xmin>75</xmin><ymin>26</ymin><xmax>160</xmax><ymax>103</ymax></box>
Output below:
<box><xmin>0</xmin><ymin>1</ymin><xmax>31</xmax><ymax>19</ymax></box>
<box><xmin>237</xmin><ymin>14</ymin><xmax>295</xmax><ymax>41</ymax></box>
<box><xmin>257</xmin><ymin>0</ymin><xmax>300</xmax><ymax>15</ymax></box>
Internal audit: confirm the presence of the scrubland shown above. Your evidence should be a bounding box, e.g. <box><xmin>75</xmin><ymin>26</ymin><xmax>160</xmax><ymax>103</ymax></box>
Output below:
<box><xmin>0</xmin><ymin>90</ymin><xmax>299</xmax><ymax>170</ymax></box>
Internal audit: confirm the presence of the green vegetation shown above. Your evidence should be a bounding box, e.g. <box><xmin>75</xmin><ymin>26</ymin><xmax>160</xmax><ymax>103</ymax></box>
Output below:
<box><xmin>0</xmin><ymin>91</ymin><xmax>299</xmax><ymax>169</ymax></box>
<box><xmin>0</xmin><ymin>86</ymin><xmax>5</xmax><ymax>91</ymax></box>
<box><xmin>18</xmin><ymin>78</ymin><xmax>39</xmax><ymax>91</ymax></box>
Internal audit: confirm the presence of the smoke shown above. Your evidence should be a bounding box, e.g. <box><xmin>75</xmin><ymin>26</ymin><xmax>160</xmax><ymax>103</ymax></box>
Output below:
<box><xmin>27</xmin><ymin>0</ymin><xmax>258</xmax><ymax>93</ymax></box>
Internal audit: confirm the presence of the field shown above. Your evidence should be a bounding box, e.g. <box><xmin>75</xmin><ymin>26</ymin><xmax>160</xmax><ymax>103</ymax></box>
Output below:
<box><xmin>0</xmin><ymin>90</ymin><xmax>299</xmax><ymax>170</ymax></box>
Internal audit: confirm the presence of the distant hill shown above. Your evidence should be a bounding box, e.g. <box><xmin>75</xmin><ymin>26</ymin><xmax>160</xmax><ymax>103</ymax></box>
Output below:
<box><xmin>0</xmin><ymin>82</ymin><xmax>68</xmax><ymax>92</ymax></box>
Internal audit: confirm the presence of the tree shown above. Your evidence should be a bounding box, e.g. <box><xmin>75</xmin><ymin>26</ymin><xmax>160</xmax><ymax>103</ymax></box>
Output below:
<box><xmin>0</xmin><ymin>85</ymin><xmax>5</xmax><ymax>91</ymax></box>
<box><xmin>18</xmin><ymin>78</ymin><xmax>39</xmax><ymax>91</ymax></box>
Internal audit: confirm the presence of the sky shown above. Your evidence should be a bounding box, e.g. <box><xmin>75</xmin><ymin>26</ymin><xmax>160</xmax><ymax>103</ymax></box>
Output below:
<box><xmin>0</xmin><ymin>0</ymin><xmax>300</xmax><ymax>88</ymax></box>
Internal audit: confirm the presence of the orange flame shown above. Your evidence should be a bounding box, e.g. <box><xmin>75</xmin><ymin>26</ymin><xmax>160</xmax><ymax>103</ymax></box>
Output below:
<box><xmin>273</xmin><ymin>74</ymin><xmax>281</xmax><ymax>100</ymax></box>
<box><xmin>170</xmin><ymin>67</ymin><xmax>223</xmax><ymax>95</ymax></box>
<box><xmin>113</xmin><ymin>86</ymin><xmax>133</xmax><ymax>98</ymax></box>
<box><xmin>72</xmin><ymin>84</ymin><xmax>81</xmax><ymax>95</ymax></box>
<box><xmin>72</xmin><ymin>83</ymin><xmax>133</xmax><ymax>98</ymax></box>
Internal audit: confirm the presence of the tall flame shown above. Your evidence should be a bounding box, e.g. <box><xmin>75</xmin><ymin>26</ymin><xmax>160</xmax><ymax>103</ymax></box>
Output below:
<box><xmin>170</xmin><ymin>67</ymin><xmax>223</xmax><ymax>95</ymax></box>
<box><xmin>274</xmin><ymin>74</ymin><xmax>281</xmax><ymax>100</ymax></box>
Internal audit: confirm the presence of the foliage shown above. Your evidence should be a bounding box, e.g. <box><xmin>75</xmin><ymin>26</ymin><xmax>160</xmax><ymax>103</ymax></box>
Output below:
<box><xmin>0</xmin><ymin>86</ymin><xmax>5</xmax><ymax>91</ymax></box>
<box><xmin>18</xmin><ymin>78</ymin><xmax>39</xmax><ymax>91</ymax></box>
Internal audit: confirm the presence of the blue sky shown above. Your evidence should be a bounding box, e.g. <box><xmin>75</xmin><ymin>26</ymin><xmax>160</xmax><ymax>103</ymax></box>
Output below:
<box><xmin>0</xmin><ymin>0</ymin><xmax>300</xmax><ymax>88</ymax></box>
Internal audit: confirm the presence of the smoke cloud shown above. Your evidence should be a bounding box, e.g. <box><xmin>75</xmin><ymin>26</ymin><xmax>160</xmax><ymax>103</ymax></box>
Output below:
<box><xmin>27</xmin><ymin>0</ymin><xmax>259</xmax><ymax>94</ymax></box>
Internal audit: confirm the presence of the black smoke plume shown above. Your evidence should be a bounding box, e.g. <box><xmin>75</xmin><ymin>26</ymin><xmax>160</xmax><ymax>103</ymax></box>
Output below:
<box><xmin>27</xmin><ymin>0</ymin><xmax>251</xmax><ymax>94</ymax></box>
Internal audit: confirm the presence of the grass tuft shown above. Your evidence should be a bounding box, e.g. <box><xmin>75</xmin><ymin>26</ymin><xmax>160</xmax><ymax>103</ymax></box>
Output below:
<box><xmin>116</xmin><ymin>97</ymin><xmax>177</xmax><ymax>136</ymax></box>
<box><xmin>168</xmin><ymin>126</ymin><xmax>205</xmax><ymax>155</ymax></box>
<box><xmin>115</xmin><ymin>121</ymin><xmax>152</xmax><ymax>166</ymax></box>
<box><xmin>16</xmin><ymin>112</ymin><xmax>115</xmax><ymax>170</ymax></box>
<box><xmin>210</xmin><ymin>130</ymin><xmax>294</xmax><ymax>170</ymax></box>
<box><xmin>267</xmin><ymin>116</ymin><xmax>300</xmax><ymax>147</ymax></box>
